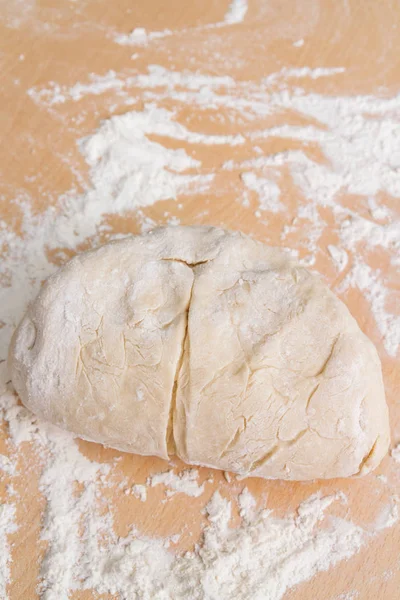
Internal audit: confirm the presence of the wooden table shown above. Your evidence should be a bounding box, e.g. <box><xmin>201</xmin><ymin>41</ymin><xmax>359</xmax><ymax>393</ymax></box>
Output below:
<box><xmin>1</xmin><ymin>1</ymin><xmax>399</xmax><ymax>599</ymax></box>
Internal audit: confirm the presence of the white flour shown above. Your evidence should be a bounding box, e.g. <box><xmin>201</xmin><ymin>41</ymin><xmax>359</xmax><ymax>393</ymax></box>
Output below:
<box><xmin>372</xmin><ymin>496</ymin><xmax>399</xmax><ymax>532</ymax></box>
<box><xmin>0</xmin><ymin>368</ymin><xmax>396</xmax><ymax>600</ymax></box>
<box><xmin>131</xmin><ymin>484</ymin><xmax>148</xmax><ymax>502</ymax></box>
<box><xmin>223</xmin><ymin>0</ymin><xmax>248</xmax><ymax>25</ymax></box>
<box><xmin>335</xmin><ymin>593</ymin><xmax>359</xmax><ymax>600</ymax></box>
<box><xmin>0</xmin><ymin>106</ymin><xmax>215</xmax><ymax>360</ymax></box>
<box><xmin>114</xmin><ymin>0</ymin><xmax>248</xmax><ymax>46</ymax></box>
<box><xmin>338</xmin><ymin>262</ymin><xmax>400</xmax><ymax>357</ymax></box>
<box><xmin>148</xmin><ymin>469</ymin><xmax>205</xmax><ymax>498</ymax></box>
<box><xmin>25</xmin><ymin>66</ymin><xmax>400</xmax><ymax>357</ymax></box>
<box><xmin>327</xmin><ymin>245</ymin><xmax>348</xmax><ymax>272</ymax></box>
<box><xmin>241</xmin><ymin>172</ymin><xmax>283</xmax><ymax>214</ymax></box>
<box><xmin>391</xmin><ymin>444</ymin><xmax>400</xmax><ymax>464</ymax></box>
<box><xmin>0</xmin><ymin>7</ymin><xmax>399</xmax><ymax>599</ymax></box>
<box><xmin>238</xmin><ymin>487</ymin><xmax>257</xmax><ymax>519</ymax></box>
<box><xmin>0</xmin><ymin>504</ymin><xmax>17</xmax><ymax>599</ymax></box>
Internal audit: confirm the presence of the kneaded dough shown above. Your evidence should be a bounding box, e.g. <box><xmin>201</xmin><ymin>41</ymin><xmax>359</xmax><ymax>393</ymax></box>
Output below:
<box><xmin>9</xmin><ymin>226</ymin><xmax>390</xmax><ymax>480</ymax></box>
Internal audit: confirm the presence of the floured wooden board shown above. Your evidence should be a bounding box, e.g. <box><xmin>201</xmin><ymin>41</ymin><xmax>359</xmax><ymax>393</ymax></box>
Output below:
<box><xmin>0</xmin><ymin>1</ymin><xmax>399</xmax><ymax>599</ymax></box>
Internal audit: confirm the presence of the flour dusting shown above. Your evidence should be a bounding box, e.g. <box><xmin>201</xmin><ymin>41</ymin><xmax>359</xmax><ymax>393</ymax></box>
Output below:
<box><xmin>23</xmin><ymin>68</ymin><xmax>400</xmax><ymax>359</ymax></box>
<box><xmin>114</xmin><ymin>0</ymin><xmax>247</xmax><ymax>47</ymax></box>
<box><xmin>115</xmin><ymin>28</ymin><xmax>172</xmax><ymax>47</ymax></box>
<box><xmin>149</xmin><ymin>469</ymin><xmax>205</xmax><ymax>498</ymax></box>
<box><xmin>0</xmin><ymin>504</ymin><xmax>17</xmax><ymax>599</ymax></box>
<box><xmin>0</xmin><ymin>5</ymin><xmax>399</xmax><ymax>598</ymax></box>
<box><xmin>132</xmin><ymin>484</ymin><xmax>148</xmax><ymax>502</ymax></box>
<box><xmin>0</xmin><ymin>371</ymin><xmax>395</xmax><ymax>600</ymax></box>
<box><xmin>241</xmin><ymin>172</ymin><xmax>282</xmax><ymax>214</ymax></box>
<box><xmin>372</xmin><ymin>496</ymin><xmax>399</xmax><ymax>532</ymax></box>
<box><xmin>223</xmin><ymin>0</ymin><xmax>248</xmax><ymax>25</ymax></box>
<box><xmin>391</xmin><ymin>443</ymin><xmax>400</xmax><ymax>464</ymax></box>
<box><xmin>0</xmin><ymin>372</ymin><xmax>373</xmax><ymax>600</ymax></box>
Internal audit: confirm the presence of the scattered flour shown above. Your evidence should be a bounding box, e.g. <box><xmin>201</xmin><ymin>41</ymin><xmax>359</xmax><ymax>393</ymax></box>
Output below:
<box><xmin>0</xmin><ymin>105</ymin><xmax>217</xmax><ymax>360</ymax></box>
<box><xmin>238</xmin><ymin>487</ymin><xmax>257</xmax><ymax>520</ymax></box>
<box><xmin>377</xmin><ymin>474</ymin><xmax>388</xmax><ymax>484</ymax></box>
<box><xmin>28</xmin><ymin>70</ymin><xmax>129</xmax><ymax>104</ymax></box>
<box><xmin>2</xmin><ymin>364</ymin><xmax>372</xmax><ymax>600</ymax></box>
<box><xmin>0</xmin><ymin>13</ymin><xmax>399</xmax><ymax>600</ymax></box>
<box><xmin>241</xmin><ymin>172</ymin><xmax>282</xmax><ymax>213</ymax></box>
<box><xmin>335</xmin><ymin>592</ymin><xmax>359</xmax><ymax>600</ymax></box>
<box><xmin>327</xmin><ymin>244</ymin><xmax>348</xmax><ymax>272</ymax></box>
<box><xmin>80</xmin><ymin>489</ymin><xmax>367</xmax><ymax>600</ymax></box>
<box><xmin>338</xmin><ymin>262</ymin><xmax>400</xmax><ymax>357</ymax></box>
<box><xmin>264</xmin><ymin>66</ymin><xmax>346</xmax><ymax>84</ymax></box>
<box><xmin>223</xmin><ymin>0</ymin><xmax>248</xmax><ymax>25</ymax></box>
<box><xmin>391</xmin><ymin>444</ymin><xmax>400</xmax><ymax>464</ymax></box>
<box><xmin>373</xmin><ymin>496</ymin><xmax>399</xmax><ymax>532</ymax></box>
<box><xmin>0</xmin><ymin>454</ymin><xmax>15</xmax><ymax>477</ymax></box>
<box><xmin>38</xmin><ymin>429</ymin><xmax>111</xmax><ymax>599</ymax></box>
<box><xmin>115</xmin><ymin>28</ymin><xmax>172</xmax><ymax>47</ymax></box>
<box><xmin>114</xmin><ymin>0</ymin><xmax>248</xmax><ymax>46</ymax></box>
<box><xmin>114</xmin><ymin>488</ymin><xmax>399</xmax><ymax>600</ymax></box>
<box><xmin>132</xmin><ymin>484</ymin><xmax>148</xmax><ymax>502</ymax></box>
<box><xmin>0</xmin><ymin>504</ymin><xmax>17</xmax><ymax>599</ymax></box>
<box><xmin>148</xmin><ymin>469</ymin><xmax>205</xmax><ymax>498</ymax></box>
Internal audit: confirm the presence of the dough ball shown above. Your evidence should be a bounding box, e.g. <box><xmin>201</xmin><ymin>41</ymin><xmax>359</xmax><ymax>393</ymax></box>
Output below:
<box><xmin>9</xmin><ymin>226</ymin><xmax>390</xmax><ymax>480</ymax></box>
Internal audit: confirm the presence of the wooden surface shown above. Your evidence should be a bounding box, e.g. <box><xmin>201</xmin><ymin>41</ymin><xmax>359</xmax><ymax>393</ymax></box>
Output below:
<box><xmin>1</xmin><ymin>1</ymin><xmax>399</xmax><ymax>599</ymax></box>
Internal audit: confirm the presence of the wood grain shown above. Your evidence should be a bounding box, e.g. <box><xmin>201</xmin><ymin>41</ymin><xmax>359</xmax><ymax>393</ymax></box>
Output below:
<box><xmin>0</xmin><ymin>1</ymin><xmax>399</xmax><ymax>599</ymax></box>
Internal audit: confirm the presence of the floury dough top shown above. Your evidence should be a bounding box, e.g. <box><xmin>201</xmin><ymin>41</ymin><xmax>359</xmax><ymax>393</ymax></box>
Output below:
<box><xmin>9</xmin><ymin>226</ymin><xmax>390</xmax><ymax>480</ymax></box>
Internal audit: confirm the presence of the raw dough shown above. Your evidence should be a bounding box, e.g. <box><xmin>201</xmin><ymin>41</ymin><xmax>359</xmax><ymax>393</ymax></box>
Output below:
<box><xmin>9</xmin><ymin>226</ymin><xmax>390</xmax><ymax>480</ymax></box>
